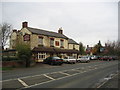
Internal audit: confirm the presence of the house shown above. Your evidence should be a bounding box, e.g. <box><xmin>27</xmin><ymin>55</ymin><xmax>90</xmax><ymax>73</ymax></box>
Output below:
<box><xmin>86</xmin><ymin>45</ymin><xmax>93</xmax><ymax>55</ymax></box>
<box><xmin>10</xmin><ymin>21</ymin><xmax>79</xmax><ymax>62</ymax></box>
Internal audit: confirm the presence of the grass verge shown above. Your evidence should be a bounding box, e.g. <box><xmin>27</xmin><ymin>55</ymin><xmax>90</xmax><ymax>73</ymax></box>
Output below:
<box><xmin>0</xmin><ymin>67</ymin><xmax>14</xmax><ymax>71</ymax></box>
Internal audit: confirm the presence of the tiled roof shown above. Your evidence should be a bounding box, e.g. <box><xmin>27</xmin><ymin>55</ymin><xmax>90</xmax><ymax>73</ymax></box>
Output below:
<box><xmin>27</xmin><ymin>27</ymin><xmax>68</xmax><ymax>39</ymax></box>
<box><xmin>68</xmin><ymin>39</ymin><xmax>79</xmax><ymax>45</ymax></box>
<box><xmin>32</xmin><ymin>47</ymin><xmax>79</xmax><ymax>54</ymax></box>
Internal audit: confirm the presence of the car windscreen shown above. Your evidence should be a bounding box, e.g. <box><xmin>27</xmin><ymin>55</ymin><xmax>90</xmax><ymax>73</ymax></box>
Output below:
<box><xmin>64</xmin><ymin>57</ymin><xmax>68</xmax><ymax>59</ymax></box>
<box><xmin>53</xmin><ymin>57</ymin><xmax>61</xmax><ymax>60</ymax></box>
<box><xmin>81</xmin><ymin>56</ymin><xmax>88</xmax><ymax>58</ymax></box>
<box><xmin>69</xmin><ymin>57</ymin><xmax>74</xmax><ymax>59</ymax></box>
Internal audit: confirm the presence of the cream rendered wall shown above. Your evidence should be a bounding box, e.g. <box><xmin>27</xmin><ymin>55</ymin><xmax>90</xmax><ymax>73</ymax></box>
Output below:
<box><xmin>30</xmin><ymin>34</ymin><xmax>38</xmax><ymax>49</ymax></box>
<box><xmin>20</xmin><ymin>28</ymin><xmax>32</xmax><ymax>43</ymax></box>
<box><xmin>68</xmin><ymin>44</ymin><xmax>79</xmax><ymax>50</ymax></box>
<box><xmin>19</xmin><ymin>28</ymin><xmax>69</xmax><ymax>49</ymax></box>
<box><xmin>19</xmin><ymin>28</ymin><xmax>39</xmax><ymax>49</ymax></box>
<box><xmin>10</xmin><ymin>32</ymin><xmax>17</xmax><ymax>49</ymax></box>
<box><xmin>20</xmin><ymin>28</ymin><xmax>32</xmax><ymax>35</ymax></box>
<box><xmin>29</xmin><ymin>34</ymin><xmax>50</xmax><ymax>49</ymax></box>
<box><xmin>75</xmin><ymin>45</ymin><xmax>79</xmax><ymax>50</ymax></box>
<box><xmin>10</xmin><ymin>32</ymin><xmax>17</xmax><ymax>40</ymax></box>
<box><xmin>64</xmin><ymin>39</ymin><xmax>68</xmax><ymax>49</ymax></box>
<box><xmin>31</xmin><ymin>34</ymin><xmax>50</xmax><ymax>49</ymax></box>
<box><xmin>49</xmin><ymin>37</ymin><xmax>68</xmax><ymax>49</ymax></box>
<box><xmin>69</xmin><ymin>44</ymin><xmax>73</xmax><ymax>49</ymax></box>
<box><xmin>43</xmin><ymin>36</ymin><xmax>50</xmax><ymax>47</ymax></box>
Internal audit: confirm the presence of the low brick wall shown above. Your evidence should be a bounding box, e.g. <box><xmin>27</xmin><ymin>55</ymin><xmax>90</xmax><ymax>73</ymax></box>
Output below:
<box><xmin>2</xmin><ymin>61</ymin><xmax>25</xmax><ymax>67</ymax></box>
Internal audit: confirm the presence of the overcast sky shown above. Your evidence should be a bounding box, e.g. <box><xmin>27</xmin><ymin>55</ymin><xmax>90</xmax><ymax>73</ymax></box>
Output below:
<box><xmin>1</xmin><ymin>0</ymin><xmax>119</xmax><ymax>47</ymax></box>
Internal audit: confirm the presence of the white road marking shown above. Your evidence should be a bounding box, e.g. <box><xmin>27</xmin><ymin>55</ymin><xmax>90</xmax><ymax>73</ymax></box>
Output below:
<box><xmin>59</xmin><ymin>72</ymin><xmax>70</xmax><ymax>76</ymax></box>
<box><xmin>81</xmin><ymin>67</ymin><xmax>85</xmax><ymax>69</ymax></box>
<box><xmin>18</xmin><ymin>78</ymin><xmax>28</xmax><ymax>87</ymax></box>
<box><xmin>22</xmin><ymin>72</ymin><xmax>82</xmax><ymax>89</ymax></box>
<box><xmin>94</xmin><ymin>65</ymin><xmax>98</xmax><ymax>66</ymax></box>
<box><xmin>0</xmin><ymin>78</ymin><xmax>17</xmax><ymax>82</ymax></box>
<box><xmin>2</xmin><ymin>62</ymin><xmax>118</xmax><ymax>85</ymax></box>
<box><xmin>43</xmin><ymin>74</ymin><xmax>55</xmax><ymax>80</ymax></box>
<box><xmin>71</xmin><ymin>69</ymin><xmax>81</xmax><ymax>72</ymax></box>
<box><xmin>88</xmin><ymin>66</ymin><xmax>92</xmax><ymax>67</ymax></box>
<box><xmin>94</xmin><ymin>67</ymin><xmax>98</xmax><ymax>69</ymax></box>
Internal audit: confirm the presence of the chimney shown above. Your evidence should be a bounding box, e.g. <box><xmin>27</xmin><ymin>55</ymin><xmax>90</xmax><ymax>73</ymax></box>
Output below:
<box><xmin>58</xmin><ymin>27</ymin><xmax>63</xmax><ymax>34</ymax></box>
<box><xmin>87</xmin><ymin>45</ymin><xmax>89</xmax><ymax>48</ymax></box>
<box><xmin>22</xmin><ymin>21</ymin><xmax>28</xmax><ymax>28</ymax></box>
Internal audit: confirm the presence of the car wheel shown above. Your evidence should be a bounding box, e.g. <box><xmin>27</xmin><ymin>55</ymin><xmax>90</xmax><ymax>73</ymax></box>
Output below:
<box><xmin>59</xmin><ymin>63</ymin><xmax>63</xmax><ymax>65</ymax></box>
<box><xmin>50</xmin><ymin>62</ymin><xmax>54</xmax><ymax>65</ymax></box>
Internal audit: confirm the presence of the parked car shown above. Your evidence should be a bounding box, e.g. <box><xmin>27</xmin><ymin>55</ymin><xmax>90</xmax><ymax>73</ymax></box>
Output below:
<box><xmin>99</xmin><ymin>56</ymin><xmax>113</xmax><ymax>61</ymax></box>
<box><xmin>77</xmin><ymin>56</ymin><xmax>90</xmax><ymax>63</ymax></box>
<box><xmin>112</xmin><ymin>56</ymin><xmax>118</xmax><ymax>60</ymax></box>
<box><xmin>98</xmin><ymin>56</ymin><xmax>105</xmax><ymax>61</ymax></box>
<box><xmin>90</xmin><ymin>55</ymin><xmax>98</xmax><ymax>60</ymax></box>
<box><xmin>63</xmin><ymin>56</ymin><xmax>76</xmax><ymax>64</ymax></box>
<box><xmin>43</xmin><ymin>57</ymin><xmax>63</xmax><ymax>65</ymax></box>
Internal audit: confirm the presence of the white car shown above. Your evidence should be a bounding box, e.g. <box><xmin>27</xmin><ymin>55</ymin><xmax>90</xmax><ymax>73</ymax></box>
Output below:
<box><xmin>63</xmin><ymin>56</ymin><xmax>76</xmax><ymax>64</ymax></box>
<box><xmin>90</xmin><ymin>55</ymin><xmax>98</xmax><ymax>60</ymax></box>
<box><xmin>77</xmin><ymin>56</ymin><xmax>90</xmax><ymax>63</ymax></box>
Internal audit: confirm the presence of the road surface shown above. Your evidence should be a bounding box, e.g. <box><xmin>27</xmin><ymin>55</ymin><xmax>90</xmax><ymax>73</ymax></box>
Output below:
<box><xmin>2</xmin><ymin>60</ymin><xmax>118</xmax><ymax>89</ymax></box>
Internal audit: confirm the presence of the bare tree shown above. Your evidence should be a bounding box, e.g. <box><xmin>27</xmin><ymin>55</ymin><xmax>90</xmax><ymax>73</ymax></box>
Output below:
<box><xmin>0</xmin><ymin>23</ymin><xmax>12</xmax><ymax>49</ymax></box>
<box><xmin>104</xmin><ymin>41</ymin><xmax>120</xmax><ymax>56</ymax></box>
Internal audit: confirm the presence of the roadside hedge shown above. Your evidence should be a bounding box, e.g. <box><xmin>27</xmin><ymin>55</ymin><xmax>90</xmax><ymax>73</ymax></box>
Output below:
<box><xmin>2</xmin><ymin>56</ymin><xmax>18</xmax><ymax>61</ymax></box>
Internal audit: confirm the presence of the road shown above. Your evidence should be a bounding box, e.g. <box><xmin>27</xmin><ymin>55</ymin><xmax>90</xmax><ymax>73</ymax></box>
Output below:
<box><xmin>2</xmin><ymin>60</ymin><xmax>118</xmax><ymax>89</ymax></box>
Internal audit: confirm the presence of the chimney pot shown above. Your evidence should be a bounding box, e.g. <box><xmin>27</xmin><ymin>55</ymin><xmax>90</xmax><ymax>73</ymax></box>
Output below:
<box><xmin>87</xmin><ymin>45</ymin><xmax>89</xmax><ymax>48</ymax></box>
<box><xmin>58</xmin><ymin>27</ymin><xmax>63</xmax><ymax>34</ymax></box>
<box><xmin>22</xmin><ymin>21</ymin><xmax>28</xmax><ymax>28</ymax></box>
<box><xmin>13</xmin><ymin>29</ymin><xmax>17</xmax><ymax>32</ymax></box>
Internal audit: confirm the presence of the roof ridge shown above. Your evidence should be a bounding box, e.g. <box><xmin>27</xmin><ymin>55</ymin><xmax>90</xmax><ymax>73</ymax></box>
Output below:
<box><xmin>27</xmin><ymin>27</ymin><xmax>68</xmax><ymax>39</ymax></box>
<box><xmin>27</xmin><ymin>27</ymin><xmax>59</xmax><ymax>34</ymax></box>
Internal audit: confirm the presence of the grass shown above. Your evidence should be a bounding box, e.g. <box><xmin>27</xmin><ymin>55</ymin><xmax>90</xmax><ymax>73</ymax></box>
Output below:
<box><xmin>0</xmin><ymin>67</ymin><xmax>14</xmax><ymax>71</ymax></box>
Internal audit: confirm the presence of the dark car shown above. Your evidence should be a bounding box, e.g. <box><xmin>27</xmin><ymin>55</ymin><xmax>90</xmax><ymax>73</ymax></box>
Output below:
<box><xmin>99</xmin><ymin>56</ymin><xmax>112</xmax><ymax>61</ymax></box>
<box><xmin>43</xmin><ymin>57</ymin><xmax>63</xmax><ymax>65</ymax></box>
<box><xmin>111</xmin><ymin>56</ymin><xmax>118</xmax><ymax>60</ymax></box>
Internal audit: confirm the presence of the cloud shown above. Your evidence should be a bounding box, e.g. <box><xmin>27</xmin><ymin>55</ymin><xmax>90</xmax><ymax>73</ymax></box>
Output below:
<box><xmin>2</xmin><ymin>2</ymin><xmax>118</xmax><ymax>47</ymax></box>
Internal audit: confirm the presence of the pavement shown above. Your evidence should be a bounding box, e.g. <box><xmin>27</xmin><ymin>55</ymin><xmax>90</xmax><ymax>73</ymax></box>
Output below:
<box><xmin>98</xmin><ymin>71</ymin><xmax>119</xmax><ymax>88</ymax></box>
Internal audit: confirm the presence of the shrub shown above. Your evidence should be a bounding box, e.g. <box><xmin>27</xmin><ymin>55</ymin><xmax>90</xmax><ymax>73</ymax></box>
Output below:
<box><xmin>16</xmin><ymin>43</ymin><xmax>32</xmax><ymax>67</ymax></box>
<box><xmin>2</xmin><ymin>56</ymin><xmax>18</xmax><ymax>61</ymax></box>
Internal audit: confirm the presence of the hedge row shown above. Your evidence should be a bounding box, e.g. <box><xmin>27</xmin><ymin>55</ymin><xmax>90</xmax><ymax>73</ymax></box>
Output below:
<box><xmin>2</xmin><ymin>56</ymin><xmax>19</xmax><ymax>61</ymax></box>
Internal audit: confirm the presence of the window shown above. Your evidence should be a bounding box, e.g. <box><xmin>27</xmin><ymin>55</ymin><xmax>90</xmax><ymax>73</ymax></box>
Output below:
<box><xmin>60</xmin><ymin>39</ymin><xmax>64</xmax><ymax>48</ymax></box>
<box><xmin>23</xmin><ymin>34</ymin><xmax>30</xmax><ymax>41</ymax></box>
<box><xmin>55</xmin><ymin>41</ymin><xmax>59</xmax><ymax>46</ymax></box>
<box><xmin>38</xmin><ymin>53</ymin><xmax>46</xmax><ymax>59</ymax></box>
<box><xmin>38</xmin><ymin>36</ymin><xmax>43</xmax><ymax>45</ymax></box>
<box><xmin>50</xmin><ymin>38</ymin><xmax>54</xmax><ymax>47</ymax></box>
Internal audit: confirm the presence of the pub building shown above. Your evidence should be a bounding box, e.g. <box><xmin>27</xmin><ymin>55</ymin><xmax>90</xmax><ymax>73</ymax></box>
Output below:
<box><xmin>10</xmin><ymin>22</ymin><xmax>79</xmax><ymax>62</ymax></box>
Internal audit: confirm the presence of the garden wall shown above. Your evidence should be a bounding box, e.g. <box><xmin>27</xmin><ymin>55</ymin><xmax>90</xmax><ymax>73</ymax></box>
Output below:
<box><xmin>2</xmin><ymin>60</ymin><xmax>36</xmax><ymax>67</ymax></box>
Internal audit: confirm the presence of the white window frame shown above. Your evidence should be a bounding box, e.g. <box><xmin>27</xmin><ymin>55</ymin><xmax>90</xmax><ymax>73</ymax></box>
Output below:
<box><xmin>38</xmin><ymin>53</ymin><xmax>46</xmax><ymax>59</ymax></box>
